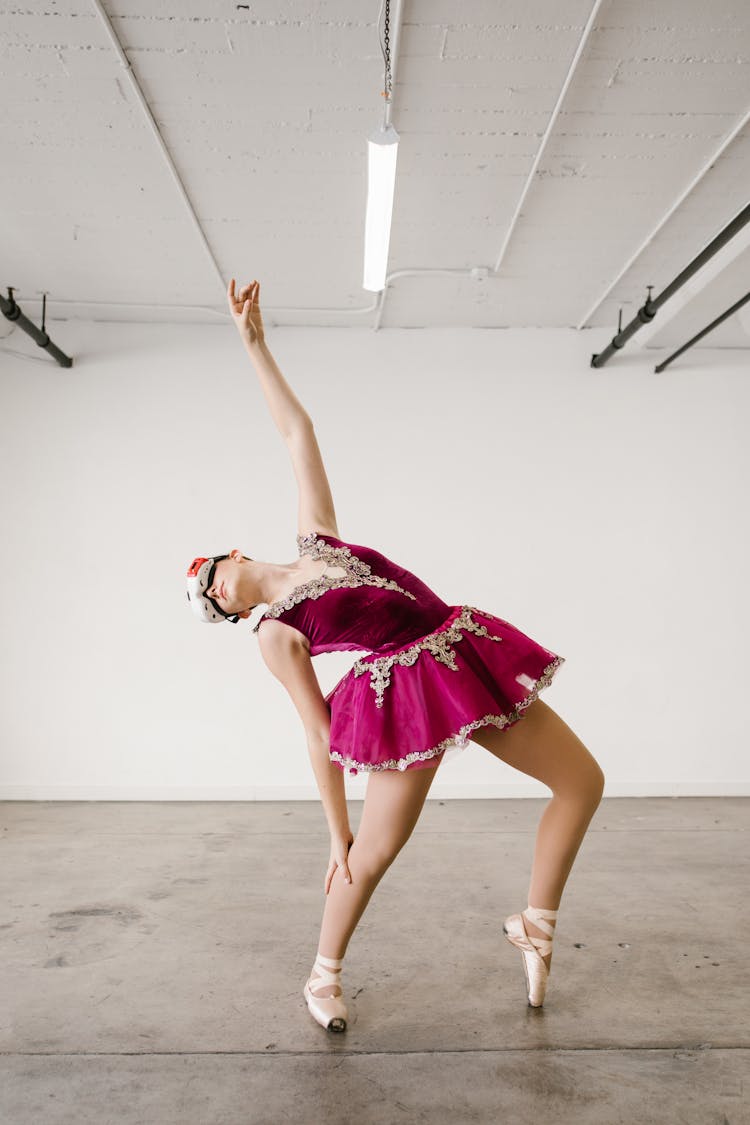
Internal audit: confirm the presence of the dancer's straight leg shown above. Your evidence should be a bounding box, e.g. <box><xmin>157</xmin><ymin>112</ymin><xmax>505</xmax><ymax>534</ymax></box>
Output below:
<box><xmin>313</xmin><ymin>761</ymin><xmax>441</xmax><ymax>990</ymax></box>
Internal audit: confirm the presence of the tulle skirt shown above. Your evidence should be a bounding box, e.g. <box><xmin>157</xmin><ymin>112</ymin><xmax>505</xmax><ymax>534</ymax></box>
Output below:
<box><xmin>324</xmin><ymin>604</ymin><xmax>565</xmax><ymax>775</ymax></box>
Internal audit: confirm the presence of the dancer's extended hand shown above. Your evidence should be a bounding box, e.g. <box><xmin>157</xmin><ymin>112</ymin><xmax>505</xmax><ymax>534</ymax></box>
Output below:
<box><xmin>325</xmin><ymin>830</ymin><xmax>354</xmax><ymax>894</ymax></box>
<box><xmin>227</xmin><ymin>277</ymin><xmax>265</xmax><ymax>346</ymax></box>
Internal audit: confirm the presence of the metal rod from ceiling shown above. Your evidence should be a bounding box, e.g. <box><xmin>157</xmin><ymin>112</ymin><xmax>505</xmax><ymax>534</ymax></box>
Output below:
<box><xmin>590</xmin><ymin>200</ymin><xmax>750</xmax><ymax>367</ymax></box>
<box><xmin>382</xmin><ymin>0</ymin><xmax>404</xmax><ymax>130</ymax></box>
<box><xmin>1</xmin><ymin>290</ymin><xmax>73</xmax><ymax>367</ymax></box>
<box><xmin>654</xmin><ymin>290</ymin><xmax>750</xmax><ymax>373</ymax></box>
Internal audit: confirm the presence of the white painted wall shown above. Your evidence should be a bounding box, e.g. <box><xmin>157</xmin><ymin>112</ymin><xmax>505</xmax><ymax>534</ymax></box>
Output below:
<box><xmin>1</xmin><ymin>324</ymin><xmax>747</xmax><ymax>799</ymax></box>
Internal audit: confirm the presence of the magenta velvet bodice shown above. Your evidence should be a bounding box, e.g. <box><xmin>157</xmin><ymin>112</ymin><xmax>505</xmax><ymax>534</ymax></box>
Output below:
<box><xmin>250</xmin><ymin>529</ymin><xmax>566</xmax><ymax>775</ymax></box>
<box><xmin>252</xmin><ymin>531</ymin><xmax>453</xmax><ymax>655</ymax></box>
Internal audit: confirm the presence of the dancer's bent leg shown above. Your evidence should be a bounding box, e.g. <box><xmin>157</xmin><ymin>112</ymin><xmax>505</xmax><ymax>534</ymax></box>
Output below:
<box><xmin>471</xmin><ymin>697</ymin><xmax>605</xmax><ymax>964</ymax></box>
<box><xmin>314</xmin><ymin>761</ymin><xmax>441</xmax><ymax>986</ymax></box>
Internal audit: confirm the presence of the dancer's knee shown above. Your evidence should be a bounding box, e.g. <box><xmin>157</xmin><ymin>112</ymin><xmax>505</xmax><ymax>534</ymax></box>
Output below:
<box><xmin>354</xmin><ymin>834</ymin><xmax>406</xmax><ymax>880</ymax></box>
<box><xmin>579</xmin><ymin>759</ymin><xmax>605</xmax><ymax>809</ymax></box>
<box><xmin>554</xmin><ymin>755</ymin><xmax>604</xmax><ymax>810</ymax></box>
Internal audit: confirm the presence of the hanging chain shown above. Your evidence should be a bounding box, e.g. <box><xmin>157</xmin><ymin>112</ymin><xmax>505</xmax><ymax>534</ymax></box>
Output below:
<box><xmin>382</xmin><ymin>0</ymin><xmax>392</xmax><ymax>100</ymax></box>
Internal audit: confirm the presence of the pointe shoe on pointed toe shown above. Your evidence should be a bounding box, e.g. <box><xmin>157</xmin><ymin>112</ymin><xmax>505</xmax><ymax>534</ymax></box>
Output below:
<box><xmin>503</xmin><ymin>905</ymin><xmax>558</xmax><ymax>1008</ymax></box>
<box><xmin>303</xmin><ymin>953</ymin><xmax>348</xmax><ymax>1032</ymax></box>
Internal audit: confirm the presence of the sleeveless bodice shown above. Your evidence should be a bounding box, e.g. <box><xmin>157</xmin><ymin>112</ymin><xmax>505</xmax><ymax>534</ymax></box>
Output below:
<box><xmin>250</xmin><ymin>530</ymin><xmax>566</xmax><ymax>776</ymax></box>
<box><xmin>252</xmin><ymin>532</ymin><xmax>453</xmax><ymax>656</ymax></box>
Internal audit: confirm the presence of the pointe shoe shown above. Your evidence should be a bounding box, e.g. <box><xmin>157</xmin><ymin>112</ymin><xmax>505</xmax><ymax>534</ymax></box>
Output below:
<box><xmin>503</xmin><ymin>905</ymin><xmax>558</xmax><ymax>1007</ymax></box>
<box><xmin>303</xmin><ymin>953</ymin><xmax>348</xmax><ymax>1032</ymax></box>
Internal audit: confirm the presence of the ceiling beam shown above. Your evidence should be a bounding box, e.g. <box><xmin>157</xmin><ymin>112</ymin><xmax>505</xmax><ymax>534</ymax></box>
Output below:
<box><xmin>493</xmin><ymin>0</ymin><xmax>606</xmax><ymax>275</ymax></box>
<box><xmin>576</xmin><ymin>102</ymin><xmax>750</xmax><ymax>330</ymax></box>
<box><xmin>90</xmin><ymin>0</ymin><xmax>226</xmax><ymax>294</ymax></box>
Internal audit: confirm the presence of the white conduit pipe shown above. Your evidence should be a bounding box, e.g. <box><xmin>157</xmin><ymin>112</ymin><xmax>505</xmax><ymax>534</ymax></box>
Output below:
<box><xmin>24</xmin><ymin>296</ymin><xmax>380</xmax><ymax>324</ymax></box>
<box><xmin>576</xmin><ymin>101</ymin><xmax>750</xmax><ymax>330</ymax></box>
<box><xmin>373</xmin><ymin>268</ymin><xmax>475</xmax><ymax>331</ymax></box>
<box><xmin>493</xmin><ymin>0</ymin><xmax>607</xmax><ymax>275</ymax></box>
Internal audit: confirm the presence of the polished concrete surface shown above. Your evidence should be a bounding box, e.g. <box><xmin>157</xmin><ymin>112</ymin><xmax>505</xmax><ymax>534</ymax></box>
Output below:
<box><xmin>1</xmin><ymin>797</ymin><xmax>747</xmax><ymax>1124</ymax></box>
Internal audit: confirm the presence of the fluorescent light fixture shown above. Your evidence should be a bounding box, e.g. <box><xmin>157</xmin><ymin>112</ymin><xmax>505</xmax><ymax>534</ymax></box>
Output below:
<box><xmin>363</xmin><ymin>123</ymin><xmax>400</xmax><ymax>292</ymax></box>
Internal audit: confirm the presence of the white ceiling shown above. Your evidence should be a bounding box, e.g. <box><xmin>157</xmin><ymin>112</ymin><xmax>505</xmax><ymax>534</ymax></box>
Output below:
<box><xmin>2</xmin><ymin>0</ymin><xmax>749</xmax><ymax>355</ymax></box>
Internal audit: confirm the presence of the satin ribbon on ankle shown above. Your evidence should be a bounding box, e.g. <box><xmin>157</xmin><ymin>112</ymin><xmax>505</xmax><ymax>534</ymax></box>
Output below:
<box><xmin>522</xmin><ymin>905</ymin><xmax>558</xmax><ymax>957</ymax></box>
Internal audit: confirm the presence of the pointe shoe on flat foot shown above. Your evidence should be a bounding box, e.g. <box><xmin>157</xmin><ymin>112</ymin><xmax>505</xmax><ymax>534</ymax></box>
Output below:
<box><xmin>303</xmin><ymin>953</ymin><xmax>348</xmax><ymax>1032</ymax></box>
<box><xmin>503</xmin><ymin>905</ymin><xmax>558</xmax><ymax>1007</ymax></box>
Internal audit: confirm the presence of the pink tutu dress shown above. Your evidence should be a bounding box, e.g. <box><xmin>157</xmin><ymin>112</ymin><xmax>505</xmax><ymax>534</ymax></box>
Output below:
<box><xmin>252</xmin><ymin>532</ymin><xmax>565</xmax><ymax>776</ymax></box>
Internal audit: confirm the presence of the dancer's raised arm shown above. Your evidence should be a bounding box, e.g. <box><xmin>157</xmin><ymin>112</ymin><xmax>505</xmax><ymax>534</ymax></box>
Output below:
<box><xmin>228</xmin><ymin>278</ymin><xmax>338</xmax><ymax>536</ymax></box>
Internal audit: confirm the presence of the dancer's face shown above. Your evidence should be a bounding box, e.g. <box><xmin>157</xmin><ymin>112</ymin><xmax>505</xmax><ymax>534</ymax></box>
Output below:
<box><xmin>206</xmin><ymin>550</ymin><xmax>253</xmax><ymax>620</ymax></box>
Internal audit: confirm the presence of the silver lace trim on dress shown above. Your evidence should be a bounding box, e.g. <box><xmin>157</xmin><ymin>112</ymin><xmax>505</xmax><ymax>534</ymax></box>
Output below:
<box><xmin>251</xmin><ymin>531</ymin><xmax>416</xmax><ymax>632</ymax></box>
<box><xmin>328</xmin><ymin>655</ymin><xmax>566</xmax><ymax>773</ymax></box>
<box><xmin>296</xmin><ymin>533</ymin><xmax>416</xmax><ymax>603</ymax></box>
<box><xmin>351</xmin><ymin>604</ymin><xmax>505</xmax><ymax>708</ymax></box>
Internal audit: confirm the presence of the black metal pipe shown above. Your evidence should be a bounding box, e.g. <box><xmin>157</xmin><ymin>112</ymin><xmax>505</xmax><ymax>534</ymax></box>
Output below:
<box><xmin>591</xmin><ymin>200</ymin><xmax>750</xmax><ymax>368</ymax></box>
<box><xmin>654</xmin><ymin>290</ymin><xmax>750</xmax><ymax>373</ymax></box>
<box><xmin>0</xmin><ymin>290</ymin><xmax>73</xmax><ymax>367</ymax></box>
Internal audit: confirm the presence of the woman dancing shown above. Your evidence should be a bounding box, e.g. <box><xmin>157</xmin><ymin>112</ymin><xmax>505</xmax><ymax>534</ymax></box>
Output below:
<box><xmin>186</xmin><ymin>278</ymin><xmax>605</xmax><ymax>1032</ymax></box>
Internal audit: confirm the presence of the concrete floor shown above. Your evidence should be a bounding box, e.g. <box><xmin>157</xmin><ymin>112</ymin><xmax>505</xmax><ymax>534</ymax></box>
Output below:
<box><xmin>0</xmin><ymin>797</ymin><xmax>747</xmax><ymax>1125</ymax></box>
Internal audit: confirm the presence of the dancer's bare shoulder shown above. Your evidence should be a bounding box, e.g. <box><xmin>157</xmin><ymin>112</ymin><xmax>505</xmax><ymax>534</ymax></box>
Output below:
<box><xmin>256</xmin><ymin>620</ymin><xmax>331</xmax><ymax>743</ymax></box>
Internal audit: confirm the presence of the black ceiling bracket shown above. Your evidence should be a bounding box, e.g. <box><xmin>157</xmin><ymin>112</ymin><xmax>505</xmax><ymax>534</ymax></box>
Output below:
<box><xmin>591</xmin><ymin>200</ymin><xmax>750</xmax><ymax>369</ymax></box>
<box><xmin>1</xmin><ymin>287</ymin><xmax>73</xmax><ymax>368</ymax></box>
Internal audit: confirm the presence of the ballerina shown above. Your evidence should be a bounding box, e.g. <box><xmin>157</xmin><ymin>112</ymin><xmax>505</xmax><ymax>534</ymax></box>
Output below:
<box><xmin>185</xmin><ymin>277</ymin><xmax>605</xmax><ymax>1030</ymax></box>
